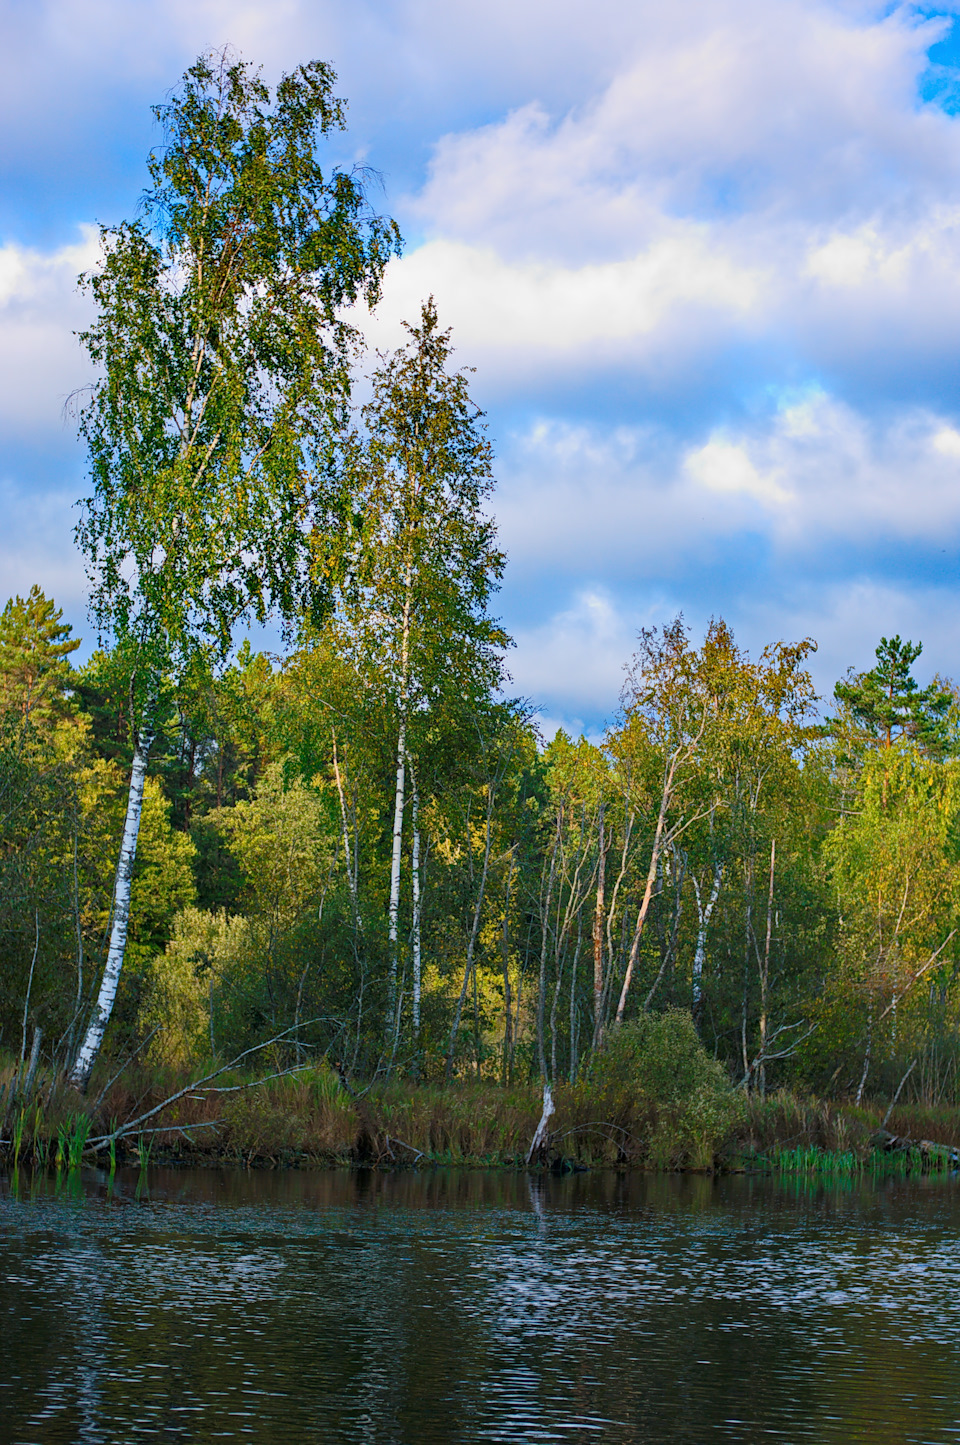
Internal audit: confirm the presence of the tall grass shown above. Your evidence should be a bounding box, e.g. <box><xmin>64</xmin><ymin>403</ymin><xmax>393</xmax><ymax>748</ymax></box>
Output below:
<box><xmin>3</xmin><ymin>1047</ymin><xmax>960</xmax><ymax>1175</ymax></box>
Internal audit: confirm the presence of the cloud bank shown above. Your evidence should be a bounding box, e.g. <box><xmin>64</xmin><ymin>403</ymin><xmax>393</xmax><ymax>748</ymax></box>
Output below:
<box><xmin>2</xmin><ymin>0</ymin><xmax>960</xmax><ymax>724</ymax></box>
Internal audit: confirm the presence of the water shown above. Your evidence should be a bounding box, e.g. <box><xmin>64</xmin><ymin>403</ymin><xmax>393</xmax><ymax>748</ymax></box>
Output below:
<box><xmin>3</xmin><ymin>1167</ymin><xmax>960</xmax><ymax>1443</ymax></box>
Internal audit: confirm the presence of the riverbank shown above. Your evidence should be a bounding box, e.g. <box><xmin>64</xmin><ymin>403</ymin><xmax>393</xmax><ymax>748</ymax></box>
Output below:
<box><xmin>3</xmin><ymin>1057</ymin><xmax>960</xmax><ymax>1174</ymax></box>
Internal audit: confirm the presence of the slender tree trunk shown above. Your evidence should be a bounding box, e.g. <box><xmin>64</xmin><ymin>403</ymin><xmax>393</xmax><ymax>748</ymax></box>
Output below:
<box><xmin>549</xmin><ymin>944</ymin><xmax>564</xmax><ymax>1083</ymax></box>
<box><xmin>410</xmin><ymin>761</ymin><xmax>422</xmax><ymax>1047</ymax></box>
<box><xmin>501</xmin><ymin>848</ymin><xmax>516</xmax><ymax>1083</ymax></box>
<box><xmin>616</xmin><ymin>754</ymin><xmax>680</xmax><ymax>1023</ymax></box>
<box><xmin>72</xmin><ymin>807</ymin><xmax>84</xmax><ymax>1032</ymax></box>
<box><xmin>387</xmin><ymin>571</ymin><xmax>413</xmax><ymax>1018</ymax></box>
<box><xmin>592</xmin><ymin>803</ymin><xmax>606</xmax><ymax>1046</ymax></box>
<box><xmin>537</xmin><ymin>810</ymin><xmax>562</xmax><ymax>1079</ymax></box>
<box><xmin>332</xmin><ymin>730</ymin><xmax>359</xmax><ymax>919</ymax></box>
<box><xmin>857</xmin><ymin>999</ymin><xmax>873</xmax><ymax>1106</ymax></box>
<box><xmin>570</xmin><ymin>909</ymin><xmax>583</xmax><ymax>1081</ymax></box>
<box><xmin>758</xmin><ymin>838</ymin><xmax>776</xmax><ymax>1096</ymax></box>
<box><xmin>444</xmin><ymin>782</ymin><xmax>497</xmax><ymax>1081</ymax></box>
<box><xmin>692</xmin><ymin>862</ymin><xmax>723</xmax><ymax>1025</ymax></box>
<box><xmin>70</xmin><ymin>722</ymin><xmax>155</xmax><ymax>1091</ymax></box>
<box><xmin>642</xmin><ymin>844</ymin><xmax>686</xmax><ymax>1013</ymax></box>
<box><xmin>599</xmin><ymin>810</ymin><xmax>634</xmax><ymax>1039</ymax></box>
<box><xmin>387</xmin><ymin>717</ymin><xmax>406</xmax><ymax>1007</ymax></box>
<box><xmin>21</xmin><ymin>910</ymin><xmax>40</xmax><ymax>1063</ymax></box>
<box><xmin>741</xmin><ymin>856</ymin><xmax>754</xmax><ymax>1083</ymax></box>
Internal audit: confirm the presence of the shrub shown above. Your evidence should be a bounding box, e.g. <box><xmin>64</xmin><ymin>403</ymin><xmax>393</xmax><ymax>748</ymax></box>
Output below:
<box><xmin>590</xmin><ymin>1009</ymin><xmax>743</xmax><ymax>1169</ymax></box>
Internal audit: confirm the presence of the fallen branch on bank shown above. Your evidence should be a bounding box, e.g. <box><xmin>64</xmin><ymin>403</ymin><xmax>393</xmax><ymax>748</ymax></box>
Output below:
<box><xmin>870</xmin><ymin>1127</ymin><xmax>960</xmax><ymax>1169</ymax></box>
<box><xmin>85</xmin><ymin>1020</ymin><xmax>327</xmax><ymax>1152</ymax></box>
<box><xmin>385</xmin><ymin>1136</ymin><xmax>424</xmax><ymax>1162</ymax></box>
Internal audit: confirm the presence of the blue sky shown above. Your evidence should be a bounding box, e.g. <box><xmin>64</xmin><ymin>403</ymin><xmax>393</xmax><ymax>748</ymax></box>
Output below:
<box><xmin>3</xmin><ymin>0</ymin><xmax>960</xmax><ymax>737</ymax></box>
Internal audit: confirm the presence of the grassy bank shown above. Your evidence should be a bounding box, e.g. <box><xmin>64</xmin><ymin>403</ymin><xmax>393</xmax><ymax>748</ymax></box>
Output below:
<box><xmin>3</xmin><ymin>1053</ymin><xmax>960</xmax><ymax>1175</ymax></box>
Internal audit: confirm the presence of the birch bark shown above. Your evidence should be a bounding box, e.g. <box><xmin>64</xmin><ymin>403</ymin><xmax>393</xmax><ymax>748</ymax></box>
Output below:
<box><xmin>592</xmin><ymin>803</ymin><xmax>606</xmax><ymax>1044</ymax></box>
<box><xmin>692</xmin><ymin>862</ymin><xmax>724</xmax><ymax>1020</ymax></box>
<box><xmin>387</xmin><ymin>568</ymin><xmax>412</xmax><ymax>1011</ymax></box>
<box><xmin>615</xmin><ymin>754</ymin><xmax>678</xmax><ymax>1023</ymax></box>
<box><xmin>410</xmin><ymin>761</ymin><xmax>422</xmax><ymax>1041</ymax></box>
<box><xmin>758</xmin><ymin>838</ymin><xmax>776</xmax><ymax>1095</ymax></box>
<box><xmin>70</xmin><ymin>721</ymin><xmax>155</xmax><ymax>1090</ymax></box>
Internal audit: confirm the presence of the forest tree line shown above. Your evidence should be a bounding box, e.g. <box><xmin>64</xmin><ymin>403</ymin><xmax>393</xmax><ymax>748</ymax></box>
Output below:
<box><xmin>2</xmin><ymin>51</ymin><xmax>959</xmax><ymax>1107</ymax></box>
<box><xmin>1</xmin><ymin>581</ymin><xmax>958</xmax><ymax>1106</ymax></box>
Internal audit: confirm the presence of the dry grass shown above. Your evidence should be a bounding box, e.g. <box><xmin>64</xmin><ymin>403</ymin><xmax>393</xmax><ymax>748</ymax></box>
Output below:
<box><xmin>6</xmin><ymin>1052</ymin><xmax>960</xmax><ymax>1173</ymax></box>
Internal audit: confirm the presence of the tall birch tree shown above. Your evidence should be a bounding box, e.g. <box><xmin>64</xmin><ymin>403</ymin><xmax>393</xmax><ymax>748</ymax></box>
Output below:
<box><xmin>337</xmin><ymin>299</ymin><xmax>508</xmax><ymax>1037</ymax></box>
<box><xmin>68</xmin><ymin>51</ymin><xmax>399</xmax><ymax>1090</ymax></box>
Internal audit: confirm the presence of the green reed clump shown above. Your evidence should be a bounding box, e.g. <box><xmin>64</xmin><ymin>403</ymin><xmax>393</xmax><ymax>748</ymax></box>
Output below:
<box><xmin>768</xmin><ymin>1140</ymin><xmax>954</xmax><ymax>1178</ymax></box>
<box><xmin>53</xmin><ymin>1112</ymin><xmax>93</xmax><ymax>1171</ymax></box>
<box><xmin>772</xmin><ymin>1145</ymin><xmax>861</xmax><ymax>1176</ymax></box>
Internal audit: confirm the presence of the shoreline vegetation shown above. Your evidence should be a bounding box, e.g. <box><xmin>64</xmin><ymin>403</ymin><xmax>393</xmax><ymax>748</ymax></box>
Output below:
<box><xmin>6</xmin><ymin>56</ymin><xmax>960</xmax><ymax>1186</ymax></box>
<box><xmin>3</xmin><ymin>1050</ymin><xmax>960</xmax><ymax>1180</ymax></box>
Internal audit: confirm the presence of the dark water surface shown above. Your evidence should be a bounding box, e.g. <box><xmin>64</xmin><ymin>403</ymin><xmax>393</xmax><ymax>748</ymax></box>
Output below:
<box><xmin>3</xmin><ymin>1167</ymin><xmax>960</xmax><ymax>1443</ymax></box>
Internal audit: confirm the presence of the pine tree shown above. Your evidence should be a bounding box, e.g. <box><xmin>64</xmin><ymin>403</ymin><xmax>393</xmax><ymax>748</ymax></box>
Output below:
<box><xmin>0</xmin><ymin>586</ymin><xmax>80</xmax><ymax>725</ymax></box>
<box><xmin>834</xmin><ymin>636</ymin><xmax>954</xmax><ymax>757</ymax></box>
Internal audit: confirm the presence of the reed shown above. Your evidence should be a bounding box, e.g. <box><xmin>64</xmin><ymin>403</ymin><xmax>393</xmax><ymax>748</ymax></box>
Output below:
<box><xmin>3</xmin><ymin>1050</ymin><xmax>959</xmax><ymax>1175</ymax></box>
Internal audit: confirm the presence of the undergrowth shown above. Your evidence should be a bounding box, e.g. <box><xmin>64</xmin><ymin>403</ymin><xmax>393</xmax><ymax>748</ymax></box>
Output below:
<box><xmin>3</xmin><ymin>1034</ymin><xmax>960</xmax><ymax>1175</ymax></box>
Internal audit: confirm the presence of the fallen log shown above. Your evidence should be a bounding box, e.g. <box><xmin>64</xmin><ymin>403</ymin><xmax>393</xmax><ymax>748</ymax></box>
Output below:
<box><xmin>870</xmin><ymin>1129</ymin><xmax>960</xmax><ymax>1170</ymax></box>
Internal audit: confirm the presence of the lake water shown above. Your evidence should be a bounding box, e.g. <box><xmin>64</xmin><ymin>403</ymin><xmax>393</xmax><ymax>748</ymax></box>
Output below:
<box><xmin>3</xmin><ymin>1166</ymin><xmax>960</xmax><ymax>1443</ymax></box>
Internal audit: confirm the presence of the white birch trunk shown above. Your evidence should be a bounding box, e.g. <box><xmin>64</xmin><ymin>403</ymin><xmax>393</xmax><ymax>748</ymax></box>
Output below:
<box><xmin>387</xmin><ymin>569</ymin><xmax>412</xmax><ymax>1014</ymax></box>
<box><xmin>70</xmin><ymin>723</ymin><xmax>154</xmax><ymax>1091</ymax></box>
<box><xmin>615</xmin><ymin>755</ymin><xmax>677</xmax><ymax>1023</ymax></box>
<box><xmin>332</xmin><ymin>731</ymin><xmax>359</xmax><ymax>918</ymax></box>
<box><xmin>387</xmin><ymin>716</ymin><xmax>407</xmax><ymax>1005</ymax></box>
<box><xmin>692</xmin><ymin>862</ymin><xmax>724</xmax><ymax>1014</ymax></box>
<box><xmin>410</xmin><ymin>761</ymin><xmax>422</xmax><ymax>1040</ymax></box>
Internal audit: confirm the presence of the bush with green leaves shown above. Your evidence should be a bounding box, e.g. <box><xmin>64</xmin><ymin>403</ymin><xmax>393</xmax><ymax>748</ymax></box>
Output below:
<box><xmin>590</xmin><ymin>1009</ymin><xmax>742</xmax><ymax>1168</ymax></box>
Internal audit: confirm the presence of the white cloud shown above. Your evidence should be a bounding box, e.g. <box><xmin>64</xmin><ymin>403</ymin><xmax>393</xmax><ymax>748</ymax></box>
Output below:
<box><xmin>509</xmin><ymin>588</ymin><xmax>652</xmax><ymax>722</ymax></box>
<box><xmin>736</xmin><ymin>577</ymin><xmax>960</xmax><ymax>702</ymax></box>
<box><xmin>685</xmin><ymin>440</ymin><xmax>790</xmax><ymax>506</ymax></box>
<box><xmin>4</xmin><ymin>0</ymin><xmax>960</xmax><ymax>726</ymax></box>
<box><xmin>508</xmin><ymin>574</ymin><xmax>960</xmax><ymax>729</ymax></box>
<box><xmin>0</xmin><ymin>228</ymin><xmax>98</xmax><ymax>432</ymax></box>
<box><xmin>490</xmin><ymin>397</ymin><xmax>960</xmax><ymax>600</ymax></box>
<box><xmin>683</xmin><ymin>397</ymin><xmax>960</xmax><ymax>545</ymax></box>
<box><xmin>365</xmin><ymin>234</ymin><xmax>764</xmax><ymax>381</ymax></box>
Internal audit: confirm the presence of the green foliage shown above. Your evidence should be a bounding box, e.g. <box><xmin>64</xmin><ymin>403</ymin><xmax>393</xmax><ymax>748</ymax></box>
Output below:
<box><xmin>337</xmin><ymin>296</ymin><xmax>509</xmax><ymax>715</ymax></box>
<box><xmin>215</xmin><ymin>761</ymin><xmax>335</xmax><ymax>926</ymax></box>
<box><xmin>591</xmin><ymin>1010</ymin><xmax>728</xmax><ymax>1101</ymax></box>
<box><xmin>76</xmin><ymin>50</ymin><xmax>401</xmax><ymax>673</ymax></box>
<box><xmin>833</xmin><ymin>635</ymin><xmax>955</xmax><ymax>759</ymax></box>
<box><xmin>589</xmin><ymin>1010</ymin><xmax>742</xmax><ymax>1168</ymax></box>
<box><xmin>0</xmin><ymin>586</ymin><xmax>80</xmax><ymax>725</ymax></box>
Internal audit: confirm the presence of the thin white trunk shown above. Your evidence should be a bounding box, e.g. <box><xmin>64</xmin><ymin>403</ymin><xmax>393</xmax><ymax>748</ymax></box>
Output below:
<box><xmin>70</xmin><ymin>723</ymin><xmax>154</xmax><ymax>1091</ymax></box>
<box><xmin>387</xmin><ymin>569</ymin><xmax>412</xmax><ymax>1012</ymax></box>
<box><xmin>692</xmin><ymin>862</ymin><xmax>724</xmax><ymax>1013</ymax></box>
<box><xmin>332</xmin><ymin>731</ymin><xmax>359</xmax><ymax>920</ymax></box>
<box><xmin>410</xmin><ymin>761</ymin><xmax>422</xmax><ymax>1040</ymax></box>
<box><xmin>758</xmin><ymin>838</ymin><xmax>776</xmax><ymax>1095</ymax></box>
<box><xmin>445</xmin><ymin>782</ymin><xmax>497</xmax><ymax>1081</ymax></box>
<box><xmin>615</xmin><ymin>753</ymin><xmax>678</xmax><ymax>1023</ymax></box>
<box><xmin>388</xmin><ymin>717</ymin><xmax>407</xmax><ymax>1002</ymax></box>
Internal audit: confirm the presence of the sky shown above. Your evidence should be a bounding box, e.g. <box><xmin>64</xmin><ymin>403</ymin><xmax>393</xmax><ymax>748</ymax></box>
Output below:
<box><xmin>3</xmin><ymin>0</ymin><xmax>960</xmax><ymax>738</ymax></box>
